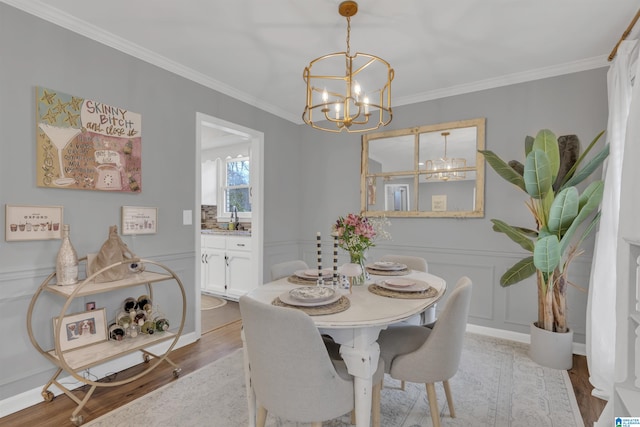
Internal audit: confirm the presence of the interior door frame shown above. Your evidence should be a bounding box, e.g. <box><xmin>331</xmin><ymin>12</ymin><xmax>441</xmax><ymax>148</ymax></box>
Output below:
<box><xmin>195</xmin><ymin>112</ymin><xmax>264</xmax><ymax>337</ymax></box>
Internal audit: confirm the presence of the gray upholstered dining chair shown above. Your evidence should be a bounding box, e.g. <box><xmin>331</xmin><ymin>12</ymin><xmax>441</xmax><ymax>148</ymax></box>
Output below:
<box><xmin>239</xmin><ymin>295</ymin><xmax>384</xmax><ymax>427</ymax></box>
<box><xmin>379</xmin><ymin>254</ymin><xmax>436</xmax><ymax>327</ymax></box>
<box><xmin>376</xmin><ymin>276</ymin><xmax>473</xmax><ymax>427</ymax></box>
<box><xmin>379</xmin><ymin>254</ymin><xmax>428</xmax><ymax>273</ymax></box>
<box><xmin>270</xmin><ymin>259</ymin><xmax>309</xmax><ymax>280</ymax></box>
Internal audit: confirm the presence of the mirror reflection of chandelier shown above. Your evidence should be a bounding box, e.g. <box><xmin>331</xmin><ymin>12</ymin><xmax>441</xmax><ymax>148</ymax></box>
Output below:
<box><xmin>425</xmin><ymin>131</ymin><xmax>466</xmax><ymax>181</ymax></box>
<box><xmin>302</xmin><ymin>1</ymin><xmax>394</xmax><ymax>133</ymax></box>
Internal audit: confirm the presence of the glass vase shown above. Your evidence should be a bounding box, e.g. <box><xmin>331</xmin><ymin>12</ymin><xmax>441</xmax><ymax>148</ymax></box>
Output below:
<box><xmin>349</xmin><ymin>251</ymin><xmax>368</xmax><ymax>286</ymax></box>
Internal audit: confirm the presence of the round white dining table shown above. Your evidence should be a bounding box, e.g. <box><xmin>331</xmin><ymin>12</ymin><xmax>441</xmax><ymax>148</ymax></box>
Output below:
<box><xmin>242</xmin><ymin>269</ymin><xmax>446</xmax><ymax>427</ymax></box>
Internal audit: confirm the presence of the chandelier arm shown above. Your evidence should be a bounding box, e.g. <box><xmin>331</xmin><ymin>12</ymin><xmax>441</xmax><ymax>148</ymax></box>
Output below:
<box><xmin>350</xmin><ymin>57</ymin><xmax>379</xmax><ymax>77</ymax></box>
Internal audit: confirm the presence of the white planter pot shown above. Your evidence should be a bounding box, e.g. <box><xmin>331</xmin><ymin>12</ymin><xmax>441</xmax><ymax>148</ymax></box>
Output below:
<box><xmin>529</xmin><ymin>322</ymin><xmax>574</xmax><ymax>370</ymax></box>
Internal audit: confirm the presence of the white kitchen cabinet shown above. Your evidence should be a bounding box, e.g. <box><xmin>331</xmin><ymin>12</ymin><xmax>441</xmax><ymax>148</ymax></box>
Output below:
<box><xmin>201</xmin><ymin>235</ymin><xmax>226</xmax><ymax>294</ymax></box>
<box><xmin>201</xmin><ymin>234</ymin><xmax>253</xmax><ymax>299</ymax></box>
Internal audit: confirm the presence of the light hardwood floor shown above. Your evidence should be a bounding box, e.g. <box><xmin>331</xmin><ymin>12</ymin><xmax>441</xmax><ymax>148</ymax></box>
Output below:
<box><xmin>0</xmin><ymin>302</ymin><xmax>605</xmax><ymax>426</ymax></box>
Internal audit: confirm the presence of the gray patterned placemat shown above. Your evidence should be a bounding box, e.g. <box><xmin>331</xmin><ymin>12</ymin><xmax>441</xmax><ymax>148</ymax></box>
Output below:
<box><xmin>368</xmin><ymin>284</ymin><xmax>438</xmax><ymax>299</ymax></box>
<box><xmin>272</xmin><ymin>295</ymin><xmax>350</xmax><ymax>315</ymax></box>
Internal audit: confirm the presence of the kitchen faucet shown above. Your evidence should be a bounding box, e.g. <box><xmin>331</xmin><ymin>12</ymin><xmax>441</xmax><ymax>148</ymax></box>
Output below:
<box><xmin>231</xmin><ymin>206</ymin><xmax>239</xmax><ymax>229</ymax></box>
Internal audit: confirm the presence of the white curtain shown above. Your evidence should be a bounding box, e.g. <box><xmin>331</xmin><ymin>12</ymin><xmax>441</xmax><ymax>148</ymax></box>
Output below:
<box><xmin>587</xmin><ymin>40</ymin><xmax>638</xmax><ymax>400</ymax></box>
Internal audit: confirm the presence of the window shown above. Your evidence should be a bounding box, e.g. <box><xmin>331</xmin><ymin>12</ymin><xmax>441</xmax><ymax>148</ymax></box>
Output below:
<box><xmin>224</xmin><ymin>156</ymin><xmax>251</xmax><ymax>217</ymax></box>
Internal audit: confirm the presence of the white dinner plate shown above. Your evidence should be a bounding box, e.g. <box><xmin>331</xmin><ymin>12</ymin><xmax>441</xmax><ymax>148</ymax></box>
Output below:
<box><xmin>294</xmin><ymin>269</ymin><xmax>333</xmax><ymax>279</ymax></box>
<box><xmin>377</xmin><ymin>279</ymin><xmax>432</xmax><ymax>293</ymax></box>
<box><xmin>381</xmin><ymin>278</ymin><xmax>415</xmax><ymax>288</ymax></box>
<box><xmin>289</xmin><ymin>286</ymin><xmax>336</xmax><ymax>302</ymax></box>
<box><xmin>279</xmin><ymin>289</ymin><xmax>342</xmax><ymax>307</ymax></box>
<box><xmin>367</xmin><ymin>262</ymin><xmax>408</xmax><ymax>271</ymax></box>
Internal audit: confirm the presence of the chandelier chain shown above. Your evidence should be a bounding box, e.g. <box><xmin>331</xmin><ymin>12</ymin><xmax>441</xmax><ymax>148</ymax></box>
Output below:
<box><xmin>346</xmin><ymin>16</ymin><xmax>351</xmax><ymax>56</ymax></box>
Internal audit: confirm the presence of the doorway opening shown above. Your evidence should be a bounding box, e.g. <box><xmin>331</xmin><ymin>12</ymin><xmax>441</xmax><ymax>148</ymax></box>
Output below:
<box><xmin>195</xmin><ymin>113</ymin><xmax>263</xmax><ymax>337</ymax></box>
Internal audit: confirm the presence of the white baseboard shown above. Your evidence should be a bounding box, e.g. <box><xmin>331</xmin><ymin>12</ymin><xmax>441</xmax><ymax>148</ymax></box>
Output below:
<box><xmin>0</xmin><ymin>331</ymin><xmax>198</xmax><ymax>419</ymax></box>
<box><xmin>466</xmin><ymin>324</ymin><xmax>587</xmax><ymax>356</ymax></box>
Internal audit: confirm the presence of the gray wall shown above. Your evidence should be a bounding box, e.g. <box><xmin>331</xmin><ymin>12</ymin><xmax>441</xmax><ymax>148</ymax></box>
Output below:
<box><xmin>296</xmin><ymin>69</ymin><xmax>608</xmax><ymax>344</ymax></box>
<box><xmin>0</xmin><ymin>2</ymin><xmax>608</xmax><ymax>410</ymax></box>
<box><xmin>0</xmin><ymin>3</ymin><xmax>302</xmax><ymax>404</ymax></box>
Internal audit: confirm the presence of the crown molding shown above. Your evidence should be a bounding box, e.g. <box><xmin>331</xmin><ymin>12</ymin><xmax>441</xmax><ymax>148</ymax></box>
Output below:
<box><xmin>1</xmin><ymin>0</ymin><xmax>300</xmax><ymax>124</ymax></box>
<box><xmin>395</xmin><ymin>55</ymin><xmax>609</xmax><ymax>108</ymax></box>
<box><xmin>2</xmin><ymin>0</ymin><xmax>610</xmax><ymax>125</ymax></box>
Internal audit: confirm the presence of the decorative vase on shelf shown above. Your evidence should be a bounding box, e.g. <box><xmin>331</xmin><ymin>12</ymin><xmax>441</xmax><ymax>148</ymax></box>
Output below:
<box><xmin>349</xmin><ymin>251</ymin><xmax>368</xmax><ymax>286</ymax></box>
<box><xmin>56</xmin><ymin>224</ymin><xmax>78</xmax><ymax>286</ymax></box>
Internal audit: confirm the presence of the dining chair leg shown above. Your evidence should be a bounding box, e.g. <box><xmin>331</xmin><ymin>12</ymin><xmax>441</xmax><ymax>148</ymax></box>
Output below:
<box><xmin>443</xmin><ymin>380</ymin><xmax>456</xmax><ymax>418</ymax></box>
<box><xmin>400</xmin><ymin>380</ymin><xmax>406</xmax><ymax>390</ymax></box>
<box><xmin>425</xmin><ymin>383</ymin><xmax>441</xmax><ymax>427</ymax></box>
<box><xmin>256</xmin><ymin>405</ymin><xmax>267</xmax><ymax>427</ymax></box>
<box><xmin>311</xmin><ymin>422</ymin><xmax>322</xmax><ymax>427</ymax></box>
<box><xmin>350</xmin><ymin>409</ymin><xmax>356</xmax><ymax>425</ymax></box>
<box><xmin>372</xmin><ymin>380</ymin><xmax>382</xmax><ymax>427</ymax></box>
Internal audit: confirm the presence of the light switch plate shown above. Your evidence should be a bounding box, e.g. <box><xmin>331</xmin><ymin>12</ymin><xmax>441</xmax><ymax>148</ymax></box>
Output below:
<box><xmin>182</xmin><ymin>210</ymin><xmax>192</xmax><ymax>225</ymax></box>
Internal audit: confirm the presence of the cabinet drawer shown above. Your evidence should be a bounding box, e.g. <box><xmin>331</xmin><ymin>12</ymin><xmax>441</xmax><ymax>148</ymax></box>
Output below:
<box><xmin>203</xmin><ymin>235</ymin><xmax>226</xmax><ymax>249</ymax></box>
<box><xmin>227</xmin><ymin>236</ymin><xmax>251</xmax><ymax>251</ymax></box>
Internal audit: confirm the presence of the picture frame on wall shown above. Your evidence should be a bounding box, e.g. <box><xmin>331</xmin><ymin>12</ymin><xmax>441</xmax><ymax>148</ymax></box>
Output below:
<box><xmin>5</xmin><ymin>204</ymin><xmax>64</xmax><ymax>242</ymax></box>
<box><xmin>432</xmin><ymin>195</ymin><xmax>448</xmax><ymax>212</ymax></box>
<box><xmin>121</xmin><ymin>206</ymin><xmax>158</xmax><ymax>235</ymax></box>
<box><xmin>53</xmin><ymin>308</ymin><xmax>108</xmax><ymax>353</ymax></box>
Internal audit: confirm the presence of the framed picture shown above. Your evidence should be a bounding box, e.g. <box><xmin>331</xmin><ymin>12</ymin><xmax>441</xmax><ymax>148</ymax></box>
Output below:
<box><xmin>53</xmin><ymin>308</ymin><xmax>108</xmax><ymax>353</ymax></box>
<box><xmin>432</xmin><ymin>195</ymin><xmax>448</xmax><ymax>212</ymax></box>
<box><xmin>5</xmin><ymin>204</ymin><xmax>63</xmax><ymax>242</ymax></box>
<box><xmin>121</xmin><ymin>206</ymin><xmax>157</xmax><ymax>235</ymax></box>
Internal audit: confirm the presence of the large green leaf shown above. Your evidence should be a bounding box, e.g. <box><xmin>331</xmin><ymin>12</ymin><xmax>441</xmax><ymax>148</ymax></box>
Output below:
<box><xmin>561</xmin><ymin>144</ymin><xmax>610</xmax><ymax>190</ymax></box>
<box><xmin>510</xmin><ymin>226</ymin><xmax>538</xmax><ymax>238</ymax></box>
<box><xmin>508</xmin><ymin>160</ymin><xmax>524</xmax><ymax>176</ymax></box>
<box><xmin>500</xmin><ymin>256</ymin><xmax>536</xmax><ymax>286</ymax></box>
<box><xmin>559</xmin><ymin>180</ymin><xmax>604</xmax><ymax>254</ymax></box>
<box><xmin>532</xmin><ymin>129</ymin><xmax>560</xmax><ymax>181</ymax></box>
<box><xmin>524</xmin><ymin>150</ymin><xmax>552</xmax><ymax>199</ymax></box>
<box><xmin>479</xmin><ymin>150</ymin><xmax>526</xmax><ymax>191</ymax></box>
<box><xmin>524</xmin><ymin>135</ymin><xmax>534</xmax><ymax>156</ymax></box>
<box><xmin>490</xmin><ymin>219</ymin><xmax>535</xmax><ymax>252</ymax></box>
<box><xmin>548</xmin><ymin>187</ymin><xmax>579</xmax><ymax>236</ymax></box>
<box><xmin>558</xmin><ymin>130</ymin><xmax>606</xmax><ymax>189</ymax></box>
<box><xmin>553</xmin><ymin>135</ymin><xmax>580</xmax><ymax>191</ymax></box>
<box><xmin>534</xmin><ymin>235</ymin><xmax>561</xmax><ymax>273</ymax></box>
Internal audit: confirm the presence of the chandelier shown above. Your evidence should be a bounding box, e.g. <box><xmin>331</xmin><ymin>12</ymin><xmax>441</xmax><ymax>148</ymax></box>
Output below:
<box><xmin>302</xmin><ymin>1</ymin><xmax>394</xmax><ymax>133</ymax></box>
<box><xmin>425</xmin><ymin>132</ymin><xmax>466</xmax><ymax>181</ymax></box>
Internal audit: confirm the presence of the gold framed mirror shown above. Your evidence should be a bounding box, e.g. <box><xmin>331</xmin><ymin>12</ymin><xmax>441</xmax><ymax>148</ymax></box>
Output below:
<box><xmin>361</xmin><ymin>118</ymin><xmax>485</xmax><ymax>218</ymax></box>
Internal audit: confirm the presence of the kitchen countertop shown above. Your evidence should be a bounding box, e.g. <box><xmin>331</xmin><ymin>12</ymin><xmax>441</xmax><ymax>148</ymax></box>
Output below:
<box><xmin>201</xmin><ymin>229</ymin><xmax>251</xmax><ymax>236</ymax></box>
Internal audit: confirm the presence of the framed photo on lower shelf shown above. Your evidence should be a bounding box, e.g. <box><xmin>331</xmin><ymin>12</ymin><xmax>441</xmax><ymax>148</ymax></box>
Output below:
<box><xmin>53</xmin><ymin>308</ymin><xmax>108</xmax><ymax>352</ymax></box>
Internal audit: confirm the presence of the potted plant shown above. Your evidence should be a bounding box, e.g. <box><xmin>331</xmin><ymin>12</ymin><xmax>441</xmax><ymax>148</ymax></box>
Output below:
<box><xmin>480</xmin><ymin>129</ymin><xmax>609</xmax><ymax>369</ymax></box>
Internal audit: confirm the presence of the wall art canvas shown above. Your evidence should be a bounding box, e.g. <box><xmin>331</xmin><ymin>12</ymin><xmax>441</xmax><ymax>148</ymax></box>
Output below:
<box><xmin>36</xmin><ymin>86</ymin><xmax>142</xmax><ymax>192</ymax></box>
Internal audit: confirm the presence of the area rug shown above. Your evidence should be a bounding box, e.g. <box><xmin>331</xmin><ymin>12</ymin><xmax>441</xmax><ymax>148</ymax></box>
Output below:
<box><xmin>201</xmin><ymin>294</ymin><xmax>227</xmax><ymax>310</ymax></box>
<box><xmin>84</xmin><ymin>333</ymin><xmax>584</xmax><ymax>427</ymax></box>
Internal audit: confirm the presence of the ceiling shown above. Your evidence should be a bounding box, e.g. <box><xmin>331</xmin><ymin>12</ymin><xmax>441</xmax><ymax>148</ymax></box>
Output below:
<box><xmin>4</xmin><ymin>1</ymin><xmax>638</xmax><ymax>125</ymax></box>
